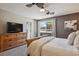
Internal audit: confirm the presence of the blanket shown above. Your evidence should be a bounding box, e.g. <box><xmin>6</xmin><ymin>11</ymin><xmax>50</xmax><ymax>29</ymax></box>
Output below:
<box><xmin>27</xmin><ymin>36</ymin><xmax>54</xmax><ymax>56</ymax></box>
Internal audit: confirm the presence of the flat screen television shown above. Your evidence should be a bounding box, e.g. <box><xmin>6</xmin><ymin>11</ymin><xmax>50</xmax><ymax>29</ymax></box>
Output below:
<box><xmin>7</xmin><ymin>22</ymin><xmax>23</xmax><ymax>33</ymax></box>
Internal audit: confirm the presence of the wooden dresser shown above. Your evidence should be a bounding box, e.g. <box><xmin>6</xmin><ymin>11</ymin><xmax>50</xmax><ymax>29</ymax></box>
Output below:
<box><xmin>0</xmin><ymin>32</ymin><xmax>27</xmax><ymax>52</ymax></box>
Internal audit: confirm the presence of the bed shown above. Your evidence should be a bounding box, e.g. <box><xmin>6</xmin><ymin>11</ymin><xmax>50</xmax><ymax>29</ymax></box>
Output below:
<box><xmin>26</xmin><ymin>36</ymin><xmax>79</xmax><ymax>56</ymax></box>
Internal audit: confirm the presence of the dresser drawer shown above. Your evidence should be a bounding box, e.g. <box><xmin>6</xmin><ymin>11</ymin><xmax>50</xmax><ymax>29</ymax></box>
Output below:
<box><xmin>2</xmin><ymin>43</ymin><xmax>8</xmax><ymax>51</ymax></box>
<box><xmin>7</xmin><ymin>41</ymin><xmax>17</xmax><ymax>49</ymax></box>
<box><xmin>2</xmin><ymin>40</ymin><xmax>17</xmax><ymax>51</ymax></box>
<box><xmin>7</xmin><ymin>38</ymin><xmax>16</xmax><ymax>42</ymax></box>
<box><xmin>17</xmin><ymin>39</ymin><xmax>26</xmax><ymax>46</ymax></box>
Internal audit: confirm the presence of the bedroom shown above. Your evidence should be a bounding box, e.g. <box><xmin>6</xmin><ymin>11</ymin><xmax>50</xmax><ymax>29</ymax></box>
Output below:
<box><xmin>0</xmin><ymin>2</ymin><xmax>79</xmax><ymax>56</ymax></box>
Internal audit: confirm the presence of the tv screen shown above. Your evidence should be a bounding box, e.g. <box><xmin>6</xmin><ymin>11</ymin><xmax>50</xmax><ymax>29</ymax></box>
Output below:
<box><xmin>7</xmin><ymin>22</ymin><xmax>23</xmax><ymax>33</ymax></box>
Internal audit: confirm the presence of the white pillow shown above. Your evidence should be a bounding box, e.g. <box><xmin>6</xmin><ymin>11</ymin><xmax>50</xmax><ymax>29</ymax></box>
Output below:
<box><xmin>67</xmin><ymin>32</ymin><xmax>76</xmax><ymax>45</ymax></box>
<box><xmin>74</xmin><ymin>35</ymin><xmax>79</xmax><ymax>50</ymax></box>
<box><xmin>75</xmin><ymin>31</ymin><xmax>79</xmax><ymax>35</ymax></box>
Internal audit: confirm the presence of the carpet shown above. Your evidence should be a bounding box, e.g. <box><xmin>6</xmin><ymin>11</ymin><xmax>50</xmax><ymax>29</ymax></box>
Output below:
<box><xmin>0</xmin><ymin>45</ymin><xmax>27</xmax><ymax>56</ymax></box>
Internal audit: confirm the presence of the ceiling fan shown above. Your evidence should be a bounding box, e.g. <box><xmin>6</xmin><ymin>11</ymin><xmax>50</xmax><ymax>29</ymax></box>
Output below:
<box><xmin>45</xmin><ymin>9</ymin><xmax>55</xmax><ymax>15</ymax></box>
<box><xmin>26</xmin><ymin>3</ymin><xmax>55</xmax><ymax>15</ymax></box>
<box><xmin>26</xmin><ymin>3</ymin><xmax>44</xmax><ymax>9</ymax></box>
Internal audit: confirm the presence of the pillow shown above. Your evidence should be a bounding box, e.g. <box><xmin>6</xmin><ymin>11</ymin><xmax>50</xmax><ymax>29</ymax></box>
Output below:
<box><xmin>74</xmin><ymin>35</ymin><xmax>79</xmax><ymax>50</ymax></box>
<box><xmin>67</xmin><ymin>32</ymin><xmax>76</xmax><ymax>45</ymax></box>
<box><xmin>75</xmin><ymin>30</ymin><xmax>79</xmax><ymax>35</ymax></box>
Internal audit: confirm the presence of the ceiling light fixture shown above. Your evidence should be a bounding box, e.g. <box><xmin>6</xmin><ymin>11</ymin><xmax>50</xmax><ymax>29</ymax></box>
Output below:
<box><xmin>40</xmin><ymin>8</ymin><xmax>45</xmax><ymax>12</ymax></box>
<box><xmin>40</xmin><ymin>6</ymin><xmax>46</xmax><ymax>12</ymax></box>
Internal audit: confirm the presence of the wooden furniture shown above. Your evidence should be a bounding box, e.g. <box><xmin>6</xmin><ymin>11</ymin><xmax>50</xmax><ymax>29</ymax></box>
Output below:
<box><xmin>0</xmin><ymin>32</ymin><xmax>27</xmax><ymax>52</ymax></box>
<box><xmin>26</xmin><ymin>36</ymin><xmax>47</xmax><ymax>47</ymax></box>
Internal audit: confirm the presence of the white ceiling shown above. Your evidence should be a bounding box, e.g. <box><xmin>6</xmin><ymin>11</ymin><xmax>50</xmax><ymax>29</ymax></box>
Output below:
<box><xmin>0</xmin><ymin>3</ymin><xmax>79</xmax><ymax>19</ymax></box>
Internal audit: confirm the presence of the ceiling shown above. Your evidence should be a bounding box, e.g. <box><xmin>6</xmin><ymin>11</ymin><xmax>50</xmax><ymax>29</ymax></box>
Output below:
<box><xmin>0</xmin><ymin>3</ymin><xmax>79</xmax><ymax>20</ymax></box>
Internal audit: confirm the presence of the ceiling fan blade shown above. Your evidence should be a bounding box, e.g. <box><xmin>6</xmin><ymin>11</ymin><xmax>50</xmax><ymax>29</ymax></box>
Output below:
<box><xmin>46</xmin><ymin>11</ymin><xmax>55</xmax><ymax>15</ymax></box>
<box><xmin>36</xmin><ymin>3</ymin><xmax>44</xmax><ymax>8</ymax></box>
<box><xmin>46</xmin><ymin>11</ymin><xmax>50</xmax><ymax>15</ymax></box>
<box><xmin>26</xmin><ymin>4</ymin><xmax>33</xmax><ymax>7</ymax></box>
<box><xmin>50</xmin><ymin>12</ymin><xmax>55</xmax><ymax>15</ymax></box>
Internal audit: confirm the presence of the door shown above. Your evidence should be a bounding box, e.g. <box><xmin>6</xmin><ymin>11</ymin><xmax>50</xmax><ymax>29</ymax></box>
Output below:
<box><xmin>26</xmin><ymin>22</ymin><xmax>32</xmax><ymax>39</ymax></box>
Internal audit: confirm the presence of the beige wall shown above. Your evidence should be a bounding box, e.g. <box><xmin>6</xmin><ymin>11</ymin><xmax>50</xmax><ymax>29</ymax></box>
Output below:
<box><xmin>0</xmin><ymin>9</ymin><xmax>35</xmax><ymax>38</ymax></box>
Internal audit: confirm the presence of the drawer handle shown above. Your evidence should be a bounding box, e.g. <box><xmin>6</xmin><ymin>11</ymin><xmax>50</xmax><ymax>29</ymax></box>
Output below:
<box><xmin>9</xmin><ymin>39</ymin><xmax>12</xmax><ymax>41</ymax></box>
<box><xmin>9</xmin><ymin>44</ymin><xmax>12</xmax><ymax>46</ymax></box>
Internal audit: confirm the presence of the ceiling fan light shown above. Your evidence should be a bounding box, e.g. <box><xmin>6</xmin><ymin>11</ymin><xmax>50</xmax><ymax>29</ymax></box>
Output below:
<box><xmin>40</xmin><ymin>8</ymin><xmax>45</xmax><ymax>12</ymax></box>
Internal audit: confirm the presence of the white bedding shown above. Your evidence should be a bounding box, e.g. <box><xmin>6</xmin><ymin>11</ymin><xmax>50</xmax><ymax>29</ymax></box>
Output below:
<box><xmin>27</xmin><ymin>37</ymin><xmax>79</xmax><ymax>56</ymax></box>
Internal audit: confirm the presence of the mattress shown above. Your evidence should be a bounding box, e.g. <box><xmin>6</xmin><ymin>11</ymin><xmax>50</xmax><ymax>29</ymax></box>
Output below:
<box><xmin>27</xmin><ymin>37</ymin><xmax>79</xmax><ymax>56</ymax></box>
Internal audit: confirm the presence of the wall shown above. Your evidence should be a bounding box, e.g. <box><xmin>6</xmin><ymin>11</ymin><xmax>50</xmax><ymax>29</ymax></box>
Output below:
<box><xmin>56</xmin><ymin>12</ymin><xmax>79</xmax><ymax>38</ymax></box>
<box><xmin>0</xmin><ymin>9</ymin><xmax>35</xmax><ymax>38</ymax></box>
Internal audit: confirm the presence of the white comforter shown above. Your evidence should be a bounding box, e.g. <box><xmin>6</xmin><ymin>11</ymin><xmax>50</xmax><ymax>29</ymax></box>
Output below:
<box><xmin>27</xmin><ymin>37</ymin><xmax>79</xmax><ymax>56</ymax></box>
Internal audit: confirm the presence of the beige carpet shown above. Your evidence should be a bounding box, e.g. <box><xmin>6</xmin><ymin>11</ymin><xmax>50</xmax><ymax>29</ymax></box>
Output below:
<box><xmin>0</xmin><ymin>45</ymin><xmax>27</xmax><ymax>56</ymax></box>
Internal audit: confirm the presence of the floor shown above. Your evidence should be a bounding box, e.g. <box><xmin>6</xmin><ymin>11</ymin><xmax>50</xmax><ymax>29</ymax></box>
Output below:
<box><xmin>0</xmin><ymin>45</ymin><xmax>27</xmax><ymax>56</ymax></box>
